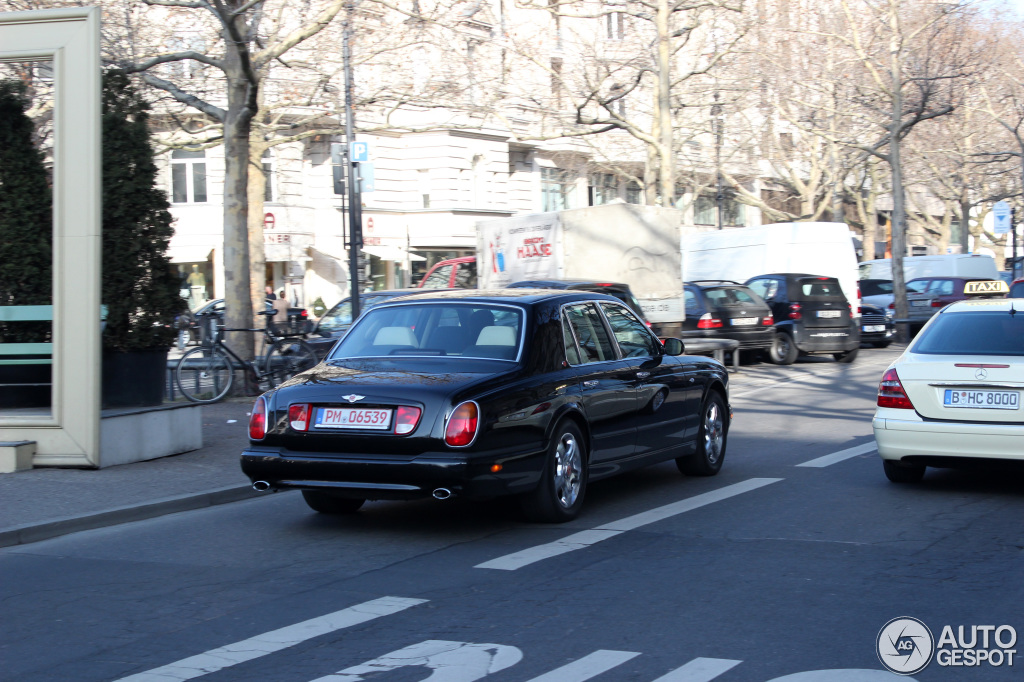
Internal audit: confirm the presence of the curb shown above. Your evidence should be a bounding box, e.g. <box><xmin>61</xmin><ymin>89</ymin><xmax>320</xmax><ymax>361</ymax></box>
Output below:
<box><xmin>0</xmin><ymin>485</ymin><xmax>262</xmax><ymax>549</ymax></box>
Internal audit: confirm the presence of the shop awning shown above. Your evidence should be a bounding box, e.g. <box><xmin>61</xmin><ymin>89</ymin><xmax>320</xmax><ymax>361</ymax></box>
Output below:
<box><xmin>168</xmin><ymin>246</ymin><xmax>213</xmax><ymax>264</ymax></box>
<box><xmin>361</xmin><ymin>245</ymin><xmax>426</xmax><ymax>262</ymax></box>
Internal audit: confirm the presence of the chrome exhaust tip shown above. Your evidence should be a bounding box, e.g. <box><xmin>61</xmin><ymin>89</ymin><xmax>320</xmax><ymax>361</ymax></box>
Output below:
<box><xmin>252</xmin><ymin>480</ymin><xmax>271</xmax><ymax>492</ymax></box>
<box><xmin>432</xmin><ymin>488</ymin><xmax>453</xmax><ymax>500</ymax></box>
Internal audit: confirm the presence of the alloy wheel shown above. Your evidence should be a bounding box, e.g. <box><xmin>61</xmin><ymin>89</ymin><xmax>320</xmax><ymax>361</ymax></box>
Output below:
<box><xmin>703</xmin><ymin>401</ymin><xmax>723</xmax><ymax>463</ymax></box>
<box><xmin>554</xmin><ymin>433</ymin><xmax>582</xmax><ymax>508</ymax></box>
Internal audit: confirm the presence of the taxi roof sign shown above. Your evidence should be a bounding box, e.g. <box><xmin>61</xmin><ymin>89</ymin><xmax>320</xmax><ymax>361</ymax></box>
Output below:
<box><xmin>963</xmin><ymin>280</ymin><xmax>1009</xmax><ymax>296</ymax></box>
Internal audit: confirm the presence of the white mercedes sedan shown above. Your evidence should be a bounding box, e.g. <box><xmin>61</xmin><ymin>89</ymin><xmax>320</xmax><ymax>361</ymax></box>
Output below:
<box><xmin>873</xmin><ymin>292</ymin><xmax>1023</xmax><ymax>483</ymax></box>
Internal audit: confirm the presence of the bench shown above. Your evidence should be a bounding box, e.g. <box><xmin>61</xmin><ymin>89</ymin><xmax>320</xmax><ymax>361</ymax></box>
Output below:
<box><xmin>684</xmin><ymin>338</ymin><xmax>741</xmax><ymax>371</ymax></box>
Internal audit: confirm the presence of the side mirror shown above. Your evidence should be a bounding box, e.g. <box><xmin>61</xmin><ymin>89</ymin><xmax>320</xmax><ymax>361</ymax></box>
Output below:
<box><xmin>661</xmin><ymin>337</ymin><xmax>685</xmax><ymax>356</ymax></box>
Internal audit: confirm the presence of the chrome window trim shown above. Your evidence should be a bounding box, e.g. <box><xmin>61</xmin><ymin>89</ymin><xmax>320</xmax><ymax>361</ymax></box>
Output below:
<box><xmin>596</xmin><ymin>301</ymin><xmax>660</xmax><ymax>360</ymax></box>
<box><xmin>559</xmin><ymin>301</ymin><xmax>622</xmax><ymax>366</ymax></box>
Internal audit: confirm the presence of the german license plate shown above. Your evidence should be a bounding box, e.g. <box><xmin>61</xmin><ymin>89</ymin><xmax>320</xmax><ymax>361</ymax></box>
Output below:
<box><xmin>731</xmin><ymin>317</ymin><xmax>757</xmax><ymax>326</ymax></box>
<box><xmin>862</xmin><ymin>325</ymin><xmax>885</xmax><ymax>333</ymax></box>
<box><xmin>943</xmin><ymin>390</ymin><xmax>1020</xmax><ymax>410</ymax></box>
<box><xmin>315</xmin><ymin>407</ymin><xmax>393</xmax><ymax>429</ymax></box>
<box><xmin>817</xmin><ymin>310</ymin><xmax>841</xmax><ymax>318</ymax></box>
<box><xmin>912</xmin><ymin>300</ymin><xmax>929</xmax><ymax>307</ymax></box>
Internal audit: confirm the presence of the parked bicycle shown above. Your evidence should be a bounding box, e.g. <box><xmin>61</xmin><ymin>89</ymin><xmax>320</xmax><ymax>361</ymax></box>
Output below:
<box><xmin>175</xmin><ymin>310</ymin><xmax>318</xmax><ymax>403</ymax></box>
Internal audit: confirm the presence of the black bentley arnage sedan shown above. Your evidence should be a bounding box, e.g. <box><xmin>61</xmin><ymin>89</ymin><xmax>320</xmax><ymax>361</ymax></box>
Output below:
<box><xmin>241</xmin><ymin>289</ymin><xmax>730</xmax><ymax>523</ymax></box>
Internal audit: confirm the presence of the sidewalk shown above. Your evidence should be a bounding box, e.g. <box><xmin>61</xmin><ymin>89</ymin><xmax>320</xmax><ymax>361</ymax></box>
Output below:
<box><xmin>0</xmin><ymin>398</ymin><xmax>259</xmax><ymax>548</ymax></box>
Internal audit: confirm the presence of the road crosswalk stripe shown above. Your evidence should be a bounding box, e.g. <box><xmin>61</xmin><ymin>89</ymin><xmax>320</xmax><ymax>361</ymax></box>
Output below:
<box><xmin>796</xmin><ymin>442</ymin><xmax>877</xmax><ymax>468</ymax></box>
<box><xmin>523</xmin><ymin>650</ymin><xmax>641</xmax><ymax>681</ymax></box>
<box><xmin>650</xmin><ymin>657</ymin><xmax>743</xmax><ymax>681</ymax></box>
<box><xmin>111</xmin><ymin>596</ymin><xmax>428</xmax><ymax>682</ymax></box>
<box><xmin>475</xmin><ymin>478</ymin><xmax>783</xmax><ymax>571</ymax></box>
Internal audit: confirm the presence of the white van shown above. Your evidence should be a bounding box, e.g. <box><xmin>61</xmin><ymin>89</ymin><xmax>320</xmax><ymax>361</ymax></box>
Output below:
<box><xmin>858</xmin><ymin>254</ymin><xmax>998</xmax><ymax>282</ymax></box>
<box><xmin>683</xmin><ymin>222</ymin><xmax>861</xmax><ymax>312</ymax></box>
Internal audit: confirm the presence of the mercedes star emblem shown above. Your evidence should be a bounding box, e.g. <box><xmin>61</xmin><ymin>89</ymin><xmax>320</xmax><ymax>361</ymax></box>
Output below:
<box><xmin>975</xmin><ymin>368</ymin><xmax>988</xmax><ymax>380</ymax></box>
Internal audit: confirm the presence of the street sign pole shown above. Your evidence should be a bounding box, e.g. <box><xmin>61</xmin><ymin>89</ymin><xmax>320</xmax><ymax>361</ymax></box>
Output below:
<box><xmin>1013</xmin><ymin>207</ymin><xmax>1019</xmax><ymax>280</ymax></box>
<box><xmin>342</xmin><ymin>5</ymin><xmax>362</xmax><ymax>319</ymax></box>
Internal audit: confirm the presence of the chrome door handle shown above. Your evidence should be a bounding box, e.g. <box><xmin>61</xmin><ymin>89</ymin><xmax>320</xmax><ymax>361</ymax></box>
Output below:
<box><xmin>636</xmin><ymin>371</ymin><xmax>650</xmax><ymax>379</ymax></box>
<box><xmin>583</xmin><ymin>380</ymin><xmax>599</xmax><ymax>388</ymax></box>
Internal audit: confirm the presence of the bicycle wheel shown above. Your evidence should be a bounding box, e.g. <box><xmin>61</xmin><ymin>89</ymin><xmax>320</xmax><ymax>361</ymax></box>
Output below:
<box><xmin>264</xmin><ymin>338</ymin><xmax>318</xmax><ymax>388</ymax></box>
<box><xmin>176</xmin><ymin>346</ymin><xmax>233</xmax><ymax>403</ymax></box>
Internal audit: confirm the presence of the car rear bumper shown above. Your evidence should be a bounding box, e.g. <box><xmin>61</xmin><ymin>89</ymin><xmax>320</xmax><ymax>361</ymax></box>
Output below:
<box><xmin>240</xmin><ymin>445</ymin><xmax>546</xmax><ymax>500</ymax></box>
<box><xmin>873</xmin><ymin>410</ymin><xmax>1024</xmax><ymax>462</ymax></box>
<box><xmin>793</xmin><ymin>326</ymin><xmax>860</xmax><ymax>353</ymax></box>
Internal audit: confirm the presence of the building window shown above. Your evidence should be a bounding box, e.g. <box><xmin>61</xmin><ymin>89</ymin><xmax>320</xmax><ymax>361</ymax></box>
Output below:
<box><xmin>693</xmin><ymin>194</ymin><xmax>747</xmax><ymax>226</ymax></box>
<box><xmin>589</xmin><ymin>173</ymin><xmax>617</xmax><ymax>205</ymax></box>
<box><xmin>694</xmin><ymin>195</ymin><xmax>716</xmax><ymax>225</ymax></box>
<box><xmin>550</xmin><ymin>57</ymin><xmax>563</xmax><ymax>108</ymax></box>
<box><xmin>171</xmin><ymin>149</ymin><xmax>207</xmax><ymax>203</ymax></box>
<box><xmin>262</xmin><ymin>149</ymin><xmax>275</xmax><ymax>202</ymax></box>
<box><xmin>626</xmin><ymin>181</ymin><xmax>642</xmax><ymax>204</ymax></box>
<box><xmin>542</xmin><ymin>167</ymin><xmax>576</xmax><ymax>211</ymax></box>
<box><xmin>606</xmin><ymin>11</ymin><xmax>624</xmax><ymax>39</ymax></box>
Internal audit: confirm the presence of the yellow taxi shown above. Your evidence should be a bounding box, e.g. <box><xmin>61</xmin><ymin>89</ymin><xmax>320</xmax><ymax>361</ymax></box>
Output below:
<box><xmin>873</xmin><ymin>280</ymin><xmax>1023</xmax><ymax>482</ymax></box>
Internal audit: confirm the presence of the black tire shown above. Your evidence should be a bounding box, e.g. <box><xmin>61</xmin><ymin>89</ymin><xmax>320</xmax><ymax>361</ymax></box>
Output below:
<box><xmin>769</xmin><ymin>332</ymin><xmax>798</xmax><ymax>365</ymax></box>
<box><xmin>883</xmin><ymin>459</ymin><xmax>926</xmax><ymax>483</ymax></box>
<box><xmin>521</xmin><ymin>421</ymin><xmax>588</xmax><ymax>523</ymax></box>
<box><xmin>677</xmin><ymin>391</ymin><xmax>728</xmax><ymax>476</ymax></box>
<box><xmin>264</xmin><ymin>338</ymin><xmax>318</xmax><ymax>388</ymax></box>
<box><xmin>302</xmin><ymin>490</ymin><xmax>366</xmax><ymax>514</ymax></box>
<box><xmin>833</xmin><ymin>347</ymin><xmax>859</xmax><ymax>363</ymax></box>
<box><xmin>176</xmin><ymin>346</ymin><xmax>233</xmax><ymax>403</ymax></box>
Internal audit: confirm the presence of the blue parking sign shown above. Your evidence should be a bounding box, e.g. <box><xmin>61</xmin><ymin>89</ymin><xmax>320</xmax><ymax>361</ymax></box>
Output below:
<box><xmin>351</xmin><ymin>141</ymin><xmax>369</xmax><ymax>163</ymax></box>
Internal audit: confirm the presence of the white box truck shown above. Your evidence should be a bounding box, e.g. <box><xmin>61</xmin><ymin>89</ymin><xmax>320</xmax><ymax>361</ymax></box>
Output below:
<box><xmin>682</xmin><ymin>222</ymin><xmax>862</xmax><ymax>311</ymax></box>
<box><xmin>476</xmin><ymin>204</ymin><xmax>685</xmax><ymax>327</ymax></box>
<box><xmin>858</xmin><ymin>254</ymin><xmax>998</xmax><ymax>282</ymax></box>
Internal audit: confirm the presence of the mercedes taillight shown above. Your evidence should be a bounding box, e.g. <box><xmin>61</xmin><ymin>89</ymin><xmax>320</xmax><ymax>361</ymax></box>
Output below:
<box><xmin>877</xmin><ymin>368</ymin><xmax>914</xmax><ymax>410</ymax></box>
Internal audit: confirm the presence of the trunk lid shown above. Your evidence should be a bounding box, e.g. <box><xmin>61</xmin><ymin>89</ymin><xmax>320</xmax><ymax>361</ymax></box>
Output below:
<box><xmin>897</xmin><ymin>355</ymin><xmax>1024</xmax><ymax>423</ymax></box>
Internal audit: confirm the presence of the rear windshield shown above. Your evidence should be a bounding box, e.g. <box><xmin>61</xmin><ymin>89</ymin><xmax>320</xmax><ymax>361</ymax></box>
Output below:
<box><xmin>703</xmin><ymin>286</ymin><xmax>766</xmax><ymax>307</ymax></box>
<box><xmin>1011</xmin><ymin>282</ymin><xmax>1024</xmax><ymax>298</ymax></box>
<box><xmin>329</xmin><ymin>303</ymin><xmax>524</xmax><ymax>361</ymax></box>
<box><xmin>796</xmin><ymin>278</ymin><xmax>846</xmax><ymax>300</ymax></box>
<box><xmin>912</xmin><ymin>311</ymin><xmax>1024</xmax><ymax>356</ymax></box>
<box><xmin>861</xmin><ymin>280</ymin><xmax>893</xmax><ymax>296</ymax></box>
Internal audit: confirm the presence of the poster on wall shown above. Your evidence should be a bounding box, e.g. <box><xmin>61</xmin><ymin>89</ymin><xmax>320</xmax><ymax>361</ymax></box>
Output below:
<box><xmin>477</xmin><ymin>213</ymin><xmax>563</xmax><ymax>288</ymax></box>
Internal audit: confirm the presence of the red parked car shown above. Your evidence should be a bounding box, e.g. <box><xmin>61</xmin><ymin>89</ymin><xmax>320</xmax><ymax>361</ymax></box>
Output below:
<box><xmin>417</xmin><ymin>256</ymin><xmax>477</xmax><ymax>289</ymax></box>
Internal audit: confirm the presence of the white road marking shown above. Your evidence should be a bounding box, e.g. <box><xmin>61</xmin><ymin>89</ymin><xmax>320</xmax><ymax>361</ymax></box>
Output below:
<box><xmin>112</xmin><ymin>596</ymin><xmax>428</xmax><ymax>682</ymax></box>
<box><xmin>523</xmin><ymin>650</ymin><xmax>641</xmax><ymax>682</ymax></box>
<box><xmin>651</xmin><ymin>657</ymin><xmax>743</xmax><ymax>681</ymax></box>
<box><xmin>311</xmin><ymin>640</ymin><xmax>522</xmax><ymax>682</ymax></box>
<box><xmin>475</xmin><ymin>478</ymin><xmax>782</xmax><ymax>570</ymax></box>
<box><xmin>796</xmin><ymin>442</ymin><xmax>877</xmax><ymax>468</ymax></box>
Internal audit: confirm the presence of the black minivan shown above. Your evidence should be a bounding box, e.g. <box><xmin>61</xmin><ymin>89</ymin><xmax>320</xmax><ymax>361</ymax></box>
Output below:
<box><xmin>745</xmin><ymin>273</ymin><xmax>860</xmax><ymax>364</ymax></box>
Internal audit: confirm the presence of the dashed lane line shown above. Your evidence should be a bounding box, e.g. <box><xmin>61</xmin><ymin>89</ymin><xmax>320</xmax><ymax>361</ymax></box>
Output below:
<box><xmin>650</xmin><ymin>657</ymin><xmax>744</xmax><ymax>682</ymax></box>
<box><xmin>796</xmin><ymin>442</ymin><xmax>877</xmax><ymax>468</ymax></box>
<box><xmin>112</xmin><ymin>596</ymin><xmax>428</xmax><ymax>682</ymax></box>
<box><xmin>475</xmin><ymin>478</ymin><xmax>783</xmax><ymax>571</ymax></box>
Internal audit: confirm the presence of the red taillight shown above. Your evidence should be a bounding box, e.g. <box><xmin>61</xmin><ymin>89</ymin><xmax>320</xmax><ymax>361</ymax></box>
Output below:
<box><xmin>644</xmin><ymin>321</ymin><xmax>652</xmax><ymax>328</ymax></box>
<box><xmin>595</xmin><ymin>283</ymin><xmax>614</xmax><ymax>287</ymax></box>
<box><xmin>249</xmin><ymin>396</ymin><xmax>267</xmax><ymax>439</ymax></box>
<box><xmin>931</xmin><ymin>300</ymin><xmax>943</xmax><ymax>308</ymax></box>
<box><xmin>788</xmin><ymin>303</ymin><xmax>802</xmax><ymax>320</ymax></box>
<box><xmin>300</xmin><ymin>309</ymin><xmax>308</xmax><ymax>317</ymax></box>
<box><xmin>888</xmin><ymin>302</ymin><xmax>895</xmax><ymax>310</ymax></box>
<box><xmin>394</xmin><ymin>405</ymin><xmax>422</xmax><ymax>435</ymax></box>
<box><xmin>288</xmin><ymin>403</ymin><xmax>311</xmax><ymax>432</ymax></box>
<box><xmin>445</xmin><ymin>401</ymin><xmax>479</xmax><ymax>447</ymax></box>
<box><xmin>697</xmin><ymin>312</ymin><xmax>723</xmax><ymax>329</ymax></box>
<box><xmin>877</xmin><ymin>368</ymin><xmax>914</xmax><ymax>409</ymax></box>
<box><xmin>761</xmin><ymin>315</ymin><xmax>774</xmax><ymax>325</ymax></box>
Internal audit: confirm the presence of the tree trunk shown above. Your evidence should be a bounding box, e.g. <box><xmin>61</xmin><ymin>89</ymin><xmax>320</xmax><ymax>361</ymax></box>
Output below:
<box><xmin>222</xmin><ymin>49</ymin><xmax>255</xmax><ymax>365</ymax></box>
<box><xmin>656</xmin><ymin>0</ymin><xmax>674</xmax><ymax>207</ymax></box>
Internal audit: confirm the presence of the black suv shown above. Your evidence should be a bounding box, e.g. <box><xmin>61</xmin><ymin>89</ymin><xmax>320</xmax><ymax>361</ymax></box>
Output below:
<box><xmin>506</xmin><ymin>280</ymin><xmax>650</xmax><ymax>324</ymax></box>
<box><xmin>745</xmin><ymin>273</ymin><xmax>860</xmax><ymax>364</ymax></box>
<box><xmin>682</xmin><ymin>281</ymin><xmax>774</xmax><ymax>353</ymax></box>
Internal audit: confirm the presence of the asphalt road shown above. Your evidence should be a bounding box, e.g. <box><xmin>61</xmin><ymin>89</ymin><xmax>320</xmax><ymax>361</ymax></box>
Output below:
<box><xmin>4</xmin><ymin>347</ymin><xmax>1024</xmax><ymax>682</ymax></box>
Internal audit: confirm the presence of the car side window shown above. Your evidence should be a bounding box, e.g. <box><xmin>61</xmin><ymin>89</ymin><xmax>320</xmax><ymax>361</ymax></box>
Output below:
<box><xmin>454</xmin><ymin>261</ymin><xmax>477</xmax><ymax>288</ymax></box>
<box><xmin>317</xmin><ymin>300</ymin><xmax>352</xmax><ymax>333</ymax></box>
<box><xmin>930</xmin><ymin>279</ymin><xmax>954</xmax><ymax>295</ymax></box>
<box><xmin>684</xmin><ymin>289</ymin><xmax>700</xmax><ymax>315</ymax></box>
<box><xmin>561</xmin><ymin>313</ymin><xmax>582</xmax><ymax>365</ymax></box>
<box><xmin>564</xmin><ymin>303</ymin><xmax>616</xmax><ymax>363</ymax></box>
<box><xmin>599</xmin><ymin>303</ymin><xmax>658</xmax><ymax>358</ymax></box>
<box><xmin>907</xmin><ymin>280</ymin><xmax>930</xmax><ymax>294</ymax></box>
<box><xmin>421</xmin><ymin>264</ymin><xmax>453</xmax><ymax>289</ymax></box>
<box><xmin>748</xmin><ymin>279</ymin><xmax>778</xmax><ymax>300</ymax></box>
